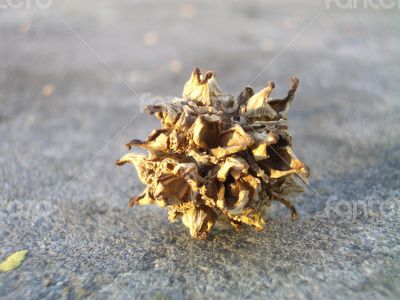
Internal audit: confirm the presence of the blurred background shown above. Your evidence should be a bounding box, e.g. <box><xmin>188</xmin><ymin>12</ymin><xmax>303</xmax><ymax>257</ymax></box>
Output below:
<box><xmin>1</xmin><ymin>1</ymin><xmax>399</xmax><ymax>299</ymax></box>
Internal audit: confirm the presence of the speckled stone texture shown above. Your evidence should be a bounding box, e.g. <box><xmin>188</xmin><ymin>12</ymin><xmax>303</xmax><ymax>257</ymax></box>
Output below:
<box><xmin>1</xmin><ymin>1</ymin><xmax>399</xmax><ymax>299</ymax></box>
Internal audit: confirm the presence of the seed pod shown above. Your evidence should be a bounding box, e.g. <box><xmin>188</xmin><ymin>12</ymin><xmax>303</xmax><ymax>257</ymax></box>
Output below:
<box><xmin>117</xmin><ymin>68</ymin><xmax>309</xmax><ymax>239</ymax></box>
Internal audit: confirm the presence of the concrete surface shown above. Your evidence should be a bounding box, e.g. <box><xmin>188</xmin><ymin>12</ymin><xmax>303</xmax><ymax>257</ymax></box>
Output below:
<box><xmin>1</xmin><ymin>0</ymin><xmax>400</xmax><ymax>299</ymax></box>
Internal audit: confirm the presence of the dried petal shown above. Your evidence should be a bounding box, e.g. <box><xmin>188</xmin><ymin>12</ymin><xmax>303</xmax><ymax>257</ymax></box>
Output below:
<box><xmin>217</xmin><ymin>157</ymin><xmax>249</xmax><ymax>181</ymax></box>
<box><xmin>210</xmin><ymin>124</ymin><xmax>254</xmax><ymax>158</ymax></box>
<box><xmin>181</xmin><ymin>203</ymin><xmax>216</xmax><ymax>239</ymax></box>
<box><xmin>243</xmin><ymin>81</ymin><xmax>278</xmax><ymax>121</ymax></box>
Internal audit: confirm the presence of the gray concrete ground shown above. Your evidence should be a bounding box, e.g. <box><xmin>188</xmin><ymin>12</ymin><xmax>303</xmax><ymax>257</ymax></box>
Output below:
<box><xmin>1</xmin><ymin>1</ymin><xmax>400</xmax><ymax>299</ymax></box>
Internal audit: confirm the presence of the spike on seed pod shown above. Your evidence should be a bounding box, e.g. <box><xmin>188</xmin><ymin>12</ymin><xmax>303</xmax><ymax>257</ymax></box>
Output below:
<box><xmin>117</xmin><ymin>68</ymin><xmax>309</xmax><ymax>240</ymax></box>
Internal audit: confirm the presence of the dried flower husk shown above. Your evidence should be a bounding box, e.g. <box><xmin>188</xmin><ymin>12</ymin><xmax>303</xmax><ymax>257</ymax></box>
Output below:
<box><xmin>117</xmin><ymin>68</ymin><xmax>309</xmax><ymax>239</ymax></box>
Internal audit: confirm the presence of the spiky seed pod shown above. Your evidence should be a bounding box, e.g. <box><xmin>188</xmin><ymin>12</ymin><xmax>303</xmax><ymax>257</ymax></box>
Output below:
<box><xmin>117</xmin><ymin>68</ymin><xmax>309</xmax><ymax>239</ymax></box>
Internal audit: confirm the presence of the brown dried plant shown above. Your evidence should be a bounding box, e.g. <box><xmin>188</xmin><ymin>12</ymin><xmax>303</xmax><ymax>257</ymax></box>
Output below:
<box><xmin>117</xmin><ymin>68</ymin><xmax>309</xmax><ymax>239</ymax></box>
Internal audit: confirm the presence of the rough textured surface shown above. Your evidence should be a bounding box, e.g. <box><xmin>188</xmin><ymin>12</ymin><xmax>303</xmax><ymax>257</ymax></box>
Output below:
<box><xmin>1</xmin><ymin>1</ymin><xmax>399</xmax><ymax>299</ymax></box>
